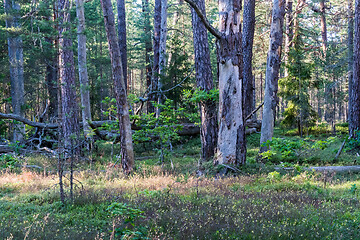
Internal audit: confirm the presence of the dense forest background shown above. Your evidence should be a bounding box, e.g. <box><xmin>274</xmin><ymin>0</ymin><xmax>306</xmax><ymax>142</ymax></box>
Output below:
<box><xmin>2</xmin><ymin>0</ymin><xmax>360</xmax><ymax>239</ymax></box>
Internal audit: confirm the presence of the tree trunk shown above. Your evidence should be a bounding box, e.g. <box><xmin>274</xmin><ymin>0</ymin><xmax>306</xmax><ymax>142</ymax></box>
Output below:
<box><xmin>215</xmin><ymin>0</ymin><xmax>246</xmax><ymax>165</ymax></box>
<box><xmin>4</xmin><ymin>0</ymin><xmax>25</xmax><ymax>142</ymax></box>
<box><xmin>348</xmin><ymin>0</ymin><xmax>354</xmax><ymax>136</ymax></box>
<box><xmin>117</xmin><ymin>0</ymin><xmax>127</xmax><ymax>90</ymax></box>
<box><xmin>44</xmin><ymin>36</ymin><xmax>58</xmax><ymax>119</ymax></box>
<box><xmin>350</xmin><ymin>0</ymin><xmax>360</xmax><ymax>137</ymax></box>
<box><xmin>76</xmin><ymin>0</ymin><xmax>92</xmax><ymax>140</ymax></box>
<box><xmin>58</xmin><ymin>0</ymin><xmax>81</xmax><ymax>150</ymax></box>
<box><xmin>142</xmin><ymin>0</ymin><xmax>153</xmax><ymax>114</ymax></box>
<box><xmin>259</xmin><ymin>0</ymin><xmax>285</xmax><ymax>153</ymax></box>
<box><xmin>319</xmin><ymin>0</ymin><xmax>327</xmax><ymax>56</ymax></box>
<box><xmin>191</xmin><ymin>0</ymin><xmax>218</xmax><ymax>162</ymax></box>
<box><xmin>284</xmin><ymin>0</ymin><xmax>293</xmax><ymax>78</ymax></box>
<box><xmin>242</xmin><ymin>0</ymin><xmax>256</xmax><ymax>118</ymax></box>
<box><xmin>156</xmin><ymin>0</ymin><xmax>168</xmax><ymax>116</ymax></box>
<box><xmin>100</xmin><ymin>0</ymin><xmax>135</xmax><ymax>174</ymax></box>
<box><xmin>151</xmin><ymin>0</ymin><xmax>161</xmax><ymax>114</ymax></box>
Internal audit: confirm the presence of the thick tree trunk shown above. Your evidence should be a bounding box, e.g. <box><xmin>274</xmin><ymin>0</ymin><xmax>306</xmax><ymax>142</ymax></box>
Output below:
<box><xmin>76</xmin><ymin>0</ymin><xmax>92</xmax><ymax>140</ymax></box>
<box><xmin>350</xmin><ymin>0</ymin><xmax>360</xmax><ymax>136</ymax></box>
<box><xmin>142</xmin><ymin>0</ymin><xmax>153</xmax><ymax>114</ymax></box>
<box><xmin>348</xmin><ymin>0</ymin><xmax>354</xmax><ymax>135</ymax></box>
<box><xmin>58</xmin><ymin>0</ymin><xmax>81</xmax><ymax>150</ymax></box>
<box><xmin>4</xmin><ymin>0</ymin><xmax>25</xmax><ymax>142</ymax></box>
<box><xmin>156</xmin><ymin>0</ymin><xmax>168</xmax><ymax>116</ymax></box>
<box><xmin>215</xmin><ymin>0</ymin><xmax>246</xmax><ymax>165</ymax></box>
<box><xmin>242</xmin><ymin>0</ymin><xmax>256</xmax><ymax>118</ymax></box>
<box><xmin>117</xmin><ymin>0</ymin><xmax>127</xmax><ymax>90</ymax></box>
<box><xmin>100</xmin><ymin>0</ymin><xmax>135</xmax><ymax>174</ymax></box>
<box><xmin>191</xmin><ymin>0</ymin><xmax>218</xmax><ymax>161</ymax></box>
<box><xmin>259</xmin><ymin>0</ymin><xmax>285</xmax><ymax>153</ymax></box>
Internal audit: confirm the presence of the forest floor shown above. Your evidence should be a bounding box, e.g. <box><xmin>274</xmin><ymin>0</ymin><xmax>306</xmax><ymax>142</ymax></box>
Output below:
<box><xmin>1</xmin><ymin>124</ymin><xmax>360</xmax><ymax>239</ymax></box>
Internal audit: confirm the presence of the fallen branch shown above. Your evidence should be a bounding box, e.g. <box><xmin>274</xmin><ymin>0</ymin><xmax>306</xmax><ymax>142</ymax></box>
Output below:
<box><xmin>0</xmin><ymin>113</ymin><xmax>58</xmax><ymax>129</ymax></box>
<box><xmin>0</xmin><ymin>145</ymin><xmax>13</xmax><ymax>153</ymax></box>
<box><xmin>334</xmin><ymin>140</ymin><xmax>346</xmax><ymax>160</ymax></box>
<box><xmin>245</xmin><ymin>102</ymin><xmax>264</xmax><ymax>121</ymax></box>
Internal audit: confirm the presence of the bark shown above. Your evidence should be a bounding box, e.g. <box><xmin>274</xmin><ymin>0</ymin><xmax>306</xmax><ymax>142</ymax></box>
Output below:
<box><xmin>350</xmin><ymin>0</ymin><xmax>360</xmax><ymax>136</ymax></box>
<box><xmin>319</xmin><ymin>0</ymin><xmax>327</xmax><ymax>56</ymax></box>
<box><xmin>58</xmin><ymin>0</ymin><xmax>81</xmax><ymax>150</ymax></box>
<box><xmin>284</xmin><ymin>0</ymin><xmax>293</xmax><ymax>77</ymax></box>
<box><xmin>215</xmin><ymin>0</ymin><xmax>246</xmax><ymax>165</ymax></box>
<box><xmin>242</xmin><ymin>0</ymin><xmax>255</xmax><ymax>118</ymax></box>
<box><xmin>348</xmin><ymin>0</ymin><xmax>354</xmax><ymax>136</ymax></box>
<box><xmin>142</xmin><ymin>0</ymin><xmax>153</xmax><ymax>113</ymax></box>
<box><xmin>117</xmin><ymin>0</ymin><xmax>127</xmax><ymax>90</ymax></box>
<box><xmin>156</xmin><ymin>0</ymin><xmax>168</xmax><ymax>116</ymax></box>
<box><xmin>259</xmin><ymin>0</ymin><xmax>285</xmax><ymax>153</ymax></box>
<box><xmin>100</xmin><ymin>0</ymin><xmax>135</xmax><ymax>174</ymax></box>
<box><xmin>76</xmin><ymin>0</ymin><xmax>92</xmax><ymax>140</ymax></box>
<box><xmin>151</xmin><ymin>0</ymin><xmax>161</xmax><ymax>113</ymax></box>
<box><xmin>44</xmin><ymin>36</ymin><xmax>58</xmax><ymax>119</ymax></box>
<box><xmin>4</xmin><ymin>0</ymin><xmax>25</xmax><ymax>142</ymax></box>
<box><xmin>191</xmin><ymin>0</ymin><xmax>218</xmax><ymax>161</ymax></box>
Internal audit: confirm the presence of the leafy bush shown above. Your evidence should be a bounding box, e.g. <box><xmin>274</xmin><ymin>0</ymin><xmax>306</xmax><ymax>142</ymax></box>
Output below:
<box><xmin>0</xmin><ymin>154</ymin><xmax>18</xmax><ymax>169</ymax></box>
<box><xmin>107</xmin><ymin>202</ymin><xmax>147</xmax><ymax>239</ymax></box>
<box><xmin>260</xmin><ymin>137</ymin><xmax>336</xmax><ymax>164</ymax></box>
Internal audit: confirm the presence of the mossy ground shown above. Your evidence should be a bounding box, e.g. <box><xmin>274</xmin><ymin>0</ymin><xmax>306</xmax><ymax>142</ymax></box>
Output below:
<box><xmin>1</xmin><ymin>124</ymin><xmax>360</xmax><ymax>239</ymax></box>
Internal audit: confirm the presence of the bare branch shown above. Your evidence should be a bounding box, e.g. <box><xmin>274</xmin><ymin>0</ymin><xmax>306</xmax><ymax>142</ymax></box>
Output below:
<box><xmin>0</xmin><ymin>113</ymin><xmax>58</xmax><ymax>129</ymax></box>
<box><xmin>183</xmin><ymin>0</ymin><xmax>222</xmax><ymax>39</ymax></box>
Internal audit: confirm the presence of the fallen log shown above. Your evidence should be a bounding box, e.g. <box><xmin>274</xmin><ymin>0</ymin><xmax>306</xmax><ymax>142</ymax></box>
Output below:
<box><xmin>275</xmin><ymin>165</ymin><xmax>360</xmax><ymax>173</ymax></box>
<box><xmin>0</xmin><ymin>145</ymin><xmax>13</xmax><ymax>153</ymax></box>
<box><xmin>0</xmin><ymin>113</ymin><xmax>58</xmax><ymax>129</ymax></box>
<box><xmin>0</xmin><ymin>113</ymin><xmax>262</xmax><ymax>144</ymax></box>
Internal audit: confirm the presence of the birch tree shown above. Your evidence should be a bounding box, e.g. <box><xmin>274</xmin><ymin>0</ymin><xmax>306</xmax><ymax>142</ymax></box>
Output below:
<box><xmin>259</xmin><ymin>0</ymin><xmax>285</xmax><ymax>153</ymax></box>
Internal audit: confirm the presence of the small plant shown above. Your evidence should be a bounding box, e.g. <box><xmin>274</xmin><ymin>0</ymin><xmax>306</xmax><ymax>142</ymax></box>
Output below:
<box><xmin>267</xmin><ymin>171</ymin><xmax>281</xmax><ymax>183</ymax></box>
<box><xmin>0</xmin><ymin>154</ymin><xmax>18</xmax><ymax>169</ymax></box>
<box><xmin>349</xmin><ymin>184</ymin><xmax>358</xmax><ymax>197</ymax></box>
<box><xmin>107</xmin><ymin>202</ymin><xmax>147</xmax><ymax>239</ymax></box>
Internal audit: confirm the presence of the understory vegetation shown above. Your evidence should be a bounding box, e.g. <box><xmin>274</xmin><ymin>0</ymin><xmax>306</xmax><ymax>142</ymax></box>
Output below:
<box><xmin>1</xmin><ymin>125</ymin><xmax>360</xmax><ymax>240</ymax></box>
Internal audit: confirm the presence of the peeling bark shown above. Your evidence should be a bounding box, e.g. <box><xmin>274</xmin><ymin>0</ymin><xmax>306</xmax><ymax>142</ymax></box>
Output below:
<box><xmin>216</xmin><ymin>0</ymin><xmax>246</xmax><ymax>165</ymax></box>
<box><xmin>260</xmin><ymin>0</ymin><xmax>285</xmax><ymax>153</ymax></box>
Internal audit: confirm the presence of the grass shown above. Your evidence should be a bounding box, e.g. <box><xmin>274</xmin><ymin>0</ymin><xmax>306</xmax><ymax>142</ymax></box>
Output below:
<box><xmin>1</xmin><ymin>124</ymin><xmax>360</xmax><ymax>239</ymax></box>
